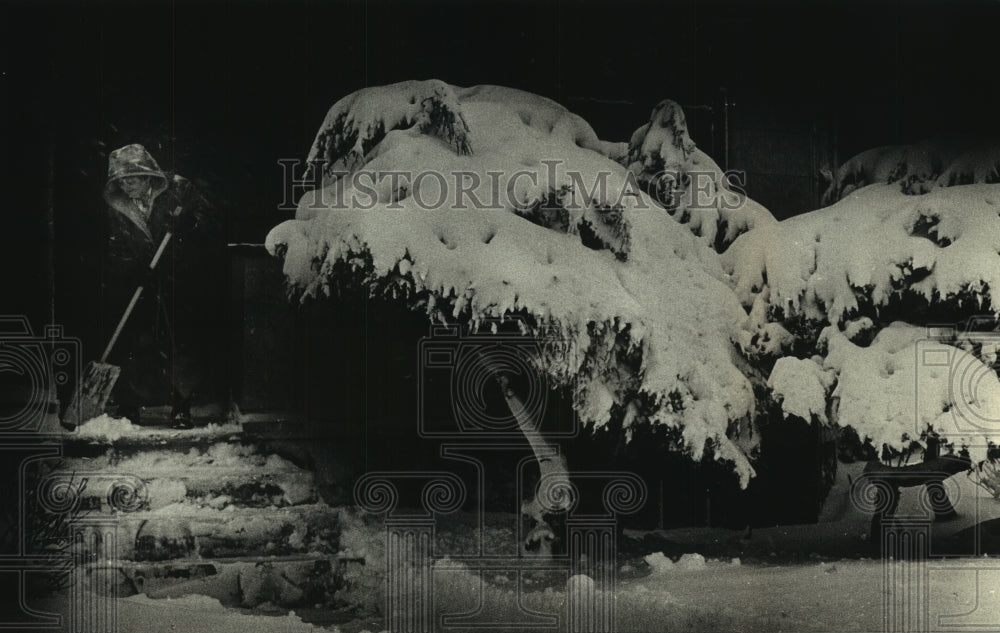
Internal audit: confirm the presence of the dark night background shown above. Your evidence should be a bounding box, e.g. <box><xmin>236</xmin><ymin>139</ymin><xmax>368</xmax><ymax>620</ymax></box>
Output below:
<box><xmin>2</xmin><ymin>0</ymin><xmax>1000</xmax><ymax>528</ymax></box>
<box><xmin>4</xmin><ymin>0</ymin><xmax>1000</xmax><ymax>328</ymax></box>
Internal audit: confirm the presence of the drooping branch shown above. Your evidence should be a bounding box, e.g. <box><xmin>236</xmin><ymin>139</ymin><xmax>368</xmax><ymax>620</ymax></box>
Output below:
<box><xmin>492</xmin><ymin>371</ymin><xmax>570</xmax><ymax>557</ymax></box>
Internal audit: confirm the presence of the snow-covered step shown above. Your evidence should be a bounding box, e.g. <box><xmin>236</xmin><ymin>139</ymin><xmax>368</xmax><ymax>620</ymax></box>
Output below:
<box><xmin>60</xmin><ymin>472</ymin><xmax>319</xmax><ymax>512</ymax></box>
<box><xmin>56</xmin><ymin>413</ymin><xmax>342</xmax><ymax>513</ymax></box>
<box><xmin>78</xmin><ymin>555</ymin><xmax>354</xmax><ymax>610</ymax></box>
<box><xmin>57</xmin><ymin>441</ymin><xmax>319</xmax><ymax>511</ymax></box>
<box><xmin>63</xmin><ymin>413</ymin><xmax>303</xmax><ymax>449</ymax></box>
<box><xmin>79</xmin><ymin>502</ymin><xmax>344</xmax><ymax>561</ymax></box>
<box><xmin>97</xmin><ymin>403</ymin><xmax>232</xmax><ymax>427</ymax></box>
<box><xmin>56</xmin><ymin>414</ymin><xmax>357</xmax><ymax>568</ymax></box>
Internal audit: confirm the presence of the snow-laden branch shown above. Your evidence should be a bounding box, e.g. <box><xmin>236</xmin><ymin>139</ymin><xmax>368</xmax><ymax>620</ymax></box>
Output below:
<box><xmin>306</xmin><ymin>79</ymin><xmax>472</xmax><ymax>185</ymax></box>
<box><xmin>821</xmin><ymin>138</ymin><xmax>1000</xmax><ymax>204</ymax></box>
<box><xmin>726</xmin><ymin>183</ymin><xmax>1000</xmax><ymax>324</ymax></box>
<box><xmin>624</xmin><ymin>99</ymin><xmax>775</xmax><ymax>252</ymax></box>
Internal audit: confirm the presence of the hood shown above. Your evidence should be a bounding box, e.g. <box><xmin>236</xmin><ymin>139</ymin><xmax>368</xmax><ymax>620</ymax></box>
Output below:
<box><xmin>104</xmin><ymin>144</ymin><xmax>169</xmax><ymax>208</ymax></box>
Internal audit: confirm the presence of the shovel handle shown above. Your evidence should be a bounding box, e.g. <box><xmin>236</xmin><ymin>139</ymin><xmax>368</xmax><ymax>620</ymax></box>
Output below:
<box><xmin>99</xmin><ymin>207</ymin><xmax>181</xmax><ymax>363</ymax></box>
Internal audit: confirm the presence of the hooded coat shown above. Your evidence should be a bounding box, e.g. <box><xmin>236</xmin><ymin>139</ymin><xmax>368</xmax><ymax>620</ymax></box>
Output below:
<box><xmin>102</xmin><ymin>144</ymin><xmax>226</xmax><ymax>408</ymax></box>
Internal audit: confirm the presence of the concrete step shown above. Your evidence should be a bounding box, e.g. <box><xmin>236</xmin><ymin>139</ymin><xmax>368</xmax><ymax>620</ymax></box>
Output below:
<box><xmin>132</xmin><ymin>403</ymin><xmax>230</xmax><ymax>426</ymax></box>
<box><xmin>78</xmin><ymin>554</ymin><xmax>366</xmax><ymax>611</ymax></box>
<box><xmin>57</xmin><ymin>436</ymin><xmax>326</xmax><ymax>511</ymax></box>
<box><xmin>60</xmin><ymin>468</ymin><xmax>318</xmax><ymax>512</ymax></box>
<box><xmin>61</xmin><ymin>414</ymin><xmax>305</xmax><ymax>454</ymax></box>
<box><xmin>60</xmin><ymin>415</ymin><xmax>363</xmax><ymax>508</ymax></box>
<box><xmin>74</xmin><ymin>502</ymin><xmax>343</xmax><ymax>561</ymax></box>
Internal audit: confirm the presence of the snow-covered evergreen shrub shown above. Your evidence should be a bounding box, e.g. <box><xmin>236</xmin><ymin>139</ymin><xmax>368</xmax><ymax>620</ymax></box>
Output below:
<box><xmin>822</xmin><ymin>137</ymin><xmax>1000</xmax><ymax>205</ymax></box>
<box><xmin>271</xmin><ymin>80</ymin><xmax>1000</xmax><ymax>490</ymax></box>
<box><xmin>269</xmin><ymin>81</ymin><xmax>765</xmax><ymax>484</ymax></box>
<box><xmin>728</xmin><ymin>183</ymin><xmax>1000</xmax><ymax>464</ymax></box>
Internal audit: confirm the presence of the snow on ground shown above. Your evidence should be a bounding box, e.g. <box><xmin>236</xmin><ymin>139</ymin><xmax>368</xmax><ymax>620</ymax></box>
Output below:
<box><xmin>531</xmin><ymin>479</ymin><xmax>1000</xmax><ymax>630</ymax></box>
<box><xmin>115</xmin><ymin>594</ymin><xmax>337</xmax><ymax>632</ymax></box>
<box><xmin>364</xmin><ymin>554</ymin><xmax>1000</xmax><ymax>632</ymax></box>
<box><xmin>268</xmin><ymin>80</ymin><xmax>767</xmax><ymax>483</ymax></box>
<box><xmin>329</xmin><ymin>482</ymin><xmax>1000</xmax><ymax>631</ymax></box>
<box><xmin>32</xmin><ymin>484</ymin><xmax>1000</xmax><ymax>633</ymax></box>
<box><xmin>74</xmin><ymin>414</ymin><xmax>137</xmax><ymax>440</ymax></box>
<box><xmin>35</xmin><ymin>554</ymin><xmax>1000</xmax><ymax>633</ymax></box>
<box><xmin>74</xmin><ymin>413</ymin><xmax>243</xmax><ymax>442</ymax></box>
<box><xmin>38</xmin><ymin>593</ymin><xmax>344</xmax><ymax>633</ymax></box>
<box><xmin>615</xmin><ymin>557</ymin><xmax>1000</xmax><ymax>633</ymax></box>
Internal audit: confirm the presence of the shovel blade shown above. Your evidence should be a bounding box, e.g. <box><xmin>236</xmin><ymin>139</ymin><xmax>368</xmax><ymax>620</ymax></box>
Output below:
<box><xmin>63</xmin><ymin>361</ymin><xmax>121</xmax><ymax>430</ymax></box>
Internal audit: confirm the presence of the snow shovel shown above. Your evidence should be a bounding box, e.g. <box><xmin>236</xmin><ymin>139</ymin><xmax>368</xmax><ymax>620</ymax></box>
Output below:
<box><xmin>62</xmin><ymin>207</ymin><xmax>180</xmax><ymax>430</ymax></box>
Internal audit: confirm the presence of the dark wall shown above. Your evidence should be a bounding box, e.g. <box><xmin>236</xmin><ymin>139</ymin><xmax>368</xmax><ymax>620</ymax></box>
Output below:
<box><xmin>6</xmin><ymin>0</ymin><xmax>999</xmax><ymax>283</ymax></box>
<box><xmin>730</xmin><ymin>104</ymin><xmax>837</xmax><ymax>218</ymax></box>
